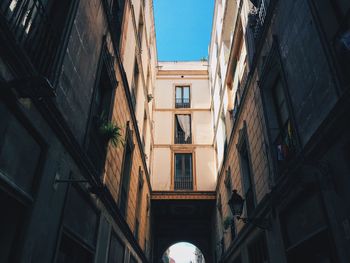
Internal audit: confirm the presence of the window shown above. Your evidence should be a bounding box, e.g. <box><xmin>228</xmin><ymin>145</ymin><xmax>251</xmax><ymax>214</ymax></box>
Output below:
<box><xmin>108</xmin><ymin>0</ymin><xmax>126</xmax><ymax>48</ymax></box>
<box><xmin>137</xmin><ymin>12</ymin><xmax>144</xmax><ymax>48</ymax></box>
<box><xmin>239</xmin><ymin>141</ymin><xmax>255</xmax><ymax>217</ymax></box>
<box><xmin>175</xmin><ymin>114</ymin><xmax>191</xmax><ymax>144</ymax></box>
<box><xmin>108</xmin><ymin>232</ymin><xmax>125</xmax><ymax>263</ymax></box>
<box><xmin>175</xmin><ymin>86</ymin><xmax>190</xmax><ymax>108</ymax></box>
<box><xmin>57</xmin><ymin>233</ymin><xmax>94</xmax><ymax>263</ymax></box>
<box><xmin>271</xmin><ymin>78</ymin><xmax>296</xmax><ymax>172</ymax></box>
<box><xmin>86</xmin><ymin>41</ymin><xmax>115</xmax><ymax>175</ymax></box>
<box><xmin>0</xmin><ymin>190</ymin><xmax>25</xmax><ymax>262</ymax></box>
<box><xmin>134</xmin><ymin>167</ymin><xmax>144</xmax><ymax>241</ymax></box>
<box><xmin>130</xmin><ymin>255</ymin><xmax>138</xmax><ymax>263</ymax></box>
<box><xmin>312</xmin><ymin>0</ymin><xmax>350</xmax><ymax>81</ymax></box>
<box><xmin>248</xmin><ymin>233</ymin><xmax>269</xmax><ymax>263</ymax></box>
<box><xmin>259</xmin><ymin>41</ymin><xmax>298</xmax><ymax>179</ymax></box>
<box><xmin>0</xmin><ymin>101</ymin><xmax>43</xmax><ymax>194</ymax></box>
<box><xmin>237</xmin><ymin>125</ymin><xmax>255</xmax><ymax>217</ymax></box>
<box><xmin>63</xmin><ymin>185</ymin><xmax>99</xmax><ymax>248</ymax></box>
<box><xmin>217</xmin><ymin>194</ymin><xmax>223</xmax><ymax>218</ymax></box>
<box><xmin>224</xmin><ymin>167</ymin><xmax>236</xmax><ymax>239</ymax></box>
<box><xmin>142</xmin><ymin>111</ymin><xmax>147</xmax><ymax>150</ymax></box>
<box><xmin>119</xmin><ymin>124</ymin><xmax>134</xmax><ymax>217</ymax></box>
<box><xmin>131</xmin><ymin>59</ymin><xmax>139</xmax><ymax>108</ymax></box>
<box><xmin>174</xmin><ymin>153</ymin><xmax>193</xmax><ymax>190</ymax></box>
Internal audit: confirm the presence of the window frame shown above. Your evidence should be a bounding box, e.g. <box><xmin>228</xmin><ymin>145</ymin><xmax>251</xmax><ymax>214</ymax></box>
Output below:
<box><xmin>118</xmin><ymin>122</ymin><xmax>135</xmax><ymax>217</ymax></box>
<box><xmin>0</xmin><ymin>97</ymin><xmax>47</xmax><ymax>201</ymax></box>
<box><xmin>258</xmin><ymin>37</ymin><xmax>300</xmax><ymax>181</ymax></box>
<box><xmin>172</xmin><ymin>151</ymin><xmax>196</xmax><ymax>190</ymax></box>
<box><xmin>174</xmin><ymin>113</ymin><xmax>192</xmax><ymax>144</ymax></box>
<box><xmin>84</xmin><ymin>37</ymin><xmax>117</xmax><ymax>176</ymax></box>
<box><xmin>236</xmin><ymin>122</ymin><xmax>256</xmax><ymax>218</ymax></box>
<box><xmin>175</xmin><ymin>85</ymin><xmax>191</xmax><ymax>108</ymax></box>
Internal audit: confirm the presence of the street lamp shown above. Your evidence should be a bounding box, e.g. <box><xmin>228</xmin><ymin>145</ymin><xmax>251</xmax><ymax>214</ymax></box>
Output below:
<box><xmin>228</xmin><ymin>190</ymin><xmax>244</xmax><ymax>216</ymax></box>
<box><xmin>228</xmin><ymin>190</ymin><xmax>270</xmax><ymax>230</ymax></box>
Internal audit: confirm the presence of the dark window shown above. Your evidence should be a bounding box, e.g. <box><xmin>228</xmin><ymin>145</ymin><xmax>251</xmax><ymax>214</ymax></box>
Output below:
<box><xmin>175</xmin><ymin>114</ymin><xmax>191</xmax><ymax>144</ymax></box>
<box><xmin>107</xmin><ymin>0</ymin><xmax>126</xmax><ymax>47</ymax></box>
<box><xmin>248</xmin><ymin>233</ymin><xmax>269</xmax><ymax>263</ymax></box>
<box><xmin>0</xmin><ymin>190</ymin><xmax>25</xmax><ymax>262</ymax></box>
<box><xmin>131</xmin><ymin>59</ymin><xmax>139</xmax><ymax>108</ymax></box>
<box><xmin>119</xmin><ymin>125</ymin><xmax>134</xmax><ymax>217</ymax></box>
<box><xmin>134</xmin><ymin>167</ymin><xmax>144</xmax><ymax>241</ymax></box>
<box><xmin>137</xmin><ymin>13</ymin><xmax>144</xmax><ymax>48</ymax></box>
<box><xmin>175</xmin><ymin>86</ymin><xmax>190</xmax><ymax>108</ymax></box>
<box><xmin>130</xmin><ymin>255</ymin><xmax>138</xmax><ymax>263</ymax></box>
<box><xmin>108</xmin><ymin>232</ymin><xmax>125</xmax><ymax>263</ymax></box>
<box><xmin>174</xmin><ymin>153</ymin><xmax>193</xmax><ymax>190</ymax></box>
<box><xmin>271</xmin><ymin>78</ymin><xmax>296</xmax><ymax>171</ymax></box>
<box><xmin>312</xmin><ymin>0</ymin><xmax>350</xmax><ymax>81</ymax></box>
<box><xmin>238</xmin><ymin>139</ymin><xmax>255</xmax><ymax>217</ymax></box>
<box><xmin>86</xmin><ymin>54</ymin><xmax>114</xmax><ymax>175</ymax></box>
<box><xmin>63</xmin><ymin>186</ymin><xmax>98</xmax><ymax>248</ymax></box>
<box><xmin>142</xmin><ymin>111</ymin><xmax>147</xmax><ymax>150</ymax></box>
<box><xmin>0</xmin><ymin>101</ymin><xmax>43</xmax><ymax>194</ymax></box>
<box><xmin>281</xmin><ymin>194</ymin><xmax>337</xmax><ymax>263</ymax></box>
<box><xmin>224</xmin><ymin>167</ymin><xmax>236</xmax><ymax>240</ymax></box>
<box><xmin>217</xmin><ymin>193</ymin><xmax>223</xmax><ymax>217</ymax></box>
<box><xmin>0</xmin><ymin>0</ymin><xmax>78</xmax><ymax>84</ymax></box>
<box><xmin>57</xmin><ymin>233</ymin><xmax>93</xmax><ymax>263</ymax></box>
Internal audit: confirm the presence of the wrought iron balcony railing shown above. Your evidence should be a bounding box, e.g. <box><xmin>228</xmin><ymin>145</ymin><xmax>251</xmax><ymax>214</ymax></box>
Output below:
<box><xmin>0</xmin><ymin>0</ymin><xmax>66</xmax><ymax>85</ymax></box>
<box><xmin>175</xmin><ymin>98</ymin><xmax>190</xmax><ymax>108</ymax></box>
<box><xmin>174</xmin><ymin>176</ymin><xmax>193</xmax><ymax>190</ymax></box>
<box><xmin>175</xmin><ymin>131</ymin><xmax>192</xmax><ymax>144</ymax></box>
<box><xmin>253</xmin><ymin>0</ymin><xmax>268</xmax><ymax>40</ymax></box>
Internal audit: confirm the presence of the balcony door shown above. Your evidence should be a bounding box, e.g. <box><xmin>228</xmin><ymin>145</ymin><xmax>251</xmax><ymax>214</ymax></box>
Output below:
<box><xmin>174</xmin><ymin>153</ymin><xmax>193</xmax><ymax>190</ymax></box>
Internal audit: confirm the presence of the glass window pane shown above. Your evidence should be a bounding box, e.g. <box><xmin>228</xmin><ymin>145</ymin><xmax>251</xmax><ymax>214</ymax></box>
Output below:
<box><xmin>108</xmin><ymin>233</ymin><xmax>124</xmax><ymax>263</ymax></box>
<box><xmin>183</xmin><ymin>87</ymin><xmax>190</xmax><ymax>99</ymax></box>
<box><xmin>184</xmin><ymin>154</ymin><xmax>192</xmax><ymax>177</ymax></box>
<box><xmin>0</xmin><ymin>102</ymin><xmax>42</xmax><ymax>194</ymax></box>
<box><xmin>64</xmin><ymin>186</ymin><xmax>98</xmax><ymax>248</ymax></box>
<box><xmin>175</xmin><ymin>87</ymin><xmax>182</xmax><ymax>99</ymax></box>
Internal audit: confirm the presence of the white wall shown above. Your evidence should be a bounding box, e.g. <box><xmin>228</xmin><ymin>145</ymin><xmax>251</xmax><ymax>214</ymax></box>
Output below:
<box><xmin>195</xmin><ymin>148</ymin><xmax>217</xmax><ymax>190</ymax></box>
<box><xmin>152</xmin><ymin>148</ymin><xmax>171</xmax><ymax>190</ymax></box>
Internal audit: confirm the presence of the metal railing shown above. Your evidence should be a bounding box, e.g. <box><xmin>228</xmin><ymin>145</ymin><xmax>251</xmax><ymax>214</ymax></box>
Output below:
<box><xmin>0</xmin><ymin>0</ymin><xmax>64</xmax><ymax>83</ymax></box>
<box><xmin>175</xmin><ymin>98</ymin><xmax>190</xmax><ymax>108</ymax></box>
<box><xmin>254</xmin><ymin>0</ymin><xmax>268</xmax><ymax>39</ymax></box>
<box><xmin>174</xmin><ymin>176</ymin><xmax>193</xmax><ymax>190</ymax></box>
<box><xmin>175</xmin><ymin>131</ymin><xmax>191</xmax><ymax>144</ymax></box>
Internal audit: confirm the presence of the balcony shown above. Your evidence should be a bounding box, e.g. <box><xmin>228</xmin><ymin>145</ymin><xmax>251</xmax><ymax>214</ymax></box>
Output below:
<box><xmin>254</xmin><ymin>0</ymin><xmax>267</xmax><ymax>38</ymax></box>
<box><xmin>0</xmin><ymin>0</ymin><xmax>67</xmax><ymax>85</ymax></box>
<box><xmin>175</xmin><ymin>131</ymin><xmax>192</xmax><ymax>144</ymax></box>
<box><xmin>175</xmin><ymin>98</ymin><xmax>190</xmax><ymax>108</ymax></box>
<box><xmin>174</xmin><ymin>177</ymin><xmax>193</xmax><ymax>190</ymax></box>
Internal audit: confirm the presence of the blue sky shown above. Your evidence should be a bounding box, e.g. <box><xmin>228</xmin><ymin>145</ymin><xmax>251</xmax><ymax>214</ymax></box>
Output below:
<box><xmin>153</xmin><ymin>0</ymin><xmax>214</xmax><ymax>61</ymax></box>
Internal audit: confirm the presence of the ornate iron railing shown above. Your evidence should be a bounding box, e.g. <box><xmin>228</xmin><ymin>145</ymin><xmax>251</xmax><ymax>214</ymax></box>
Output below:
<box><xmin>175</xmin><ymin>98</ymin><xmax>190</xmax><ymax>108</ymax></box>
<box><xmin>0</xmin><ymin>0</ymin><xmax>65</xmax><ymax>84</ymax></box>
<box><xmin>174</xmin><ymin>176</ymin><xmax>193</xmax><ymax>190</ymax></box>
<box><xmin>175</xmin><ymin>131</ymin><xmax>192</xmax><ymax>144</ymax></box>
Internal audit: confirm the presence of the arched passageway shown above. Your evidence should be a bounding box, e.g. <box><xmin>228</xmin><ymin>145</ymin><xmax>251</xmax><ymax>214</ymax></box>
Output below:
<box><xmin>161</xmin><ymin>242</ymin><xmax>205</xmax><ymax>263</ymax></box>
<box><xmin>151</xmin><ymin>195</ymin><xmax>215</xmax><ymax>263</ymax></box>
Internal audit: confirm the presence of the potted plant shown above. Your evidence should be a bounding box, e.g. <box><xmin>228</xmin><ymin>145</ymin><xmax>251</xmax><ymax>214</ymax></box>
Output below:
<box><xmin>97</xmin><ymin>112</ymin><xmax>123</xmax><ymax>147</ymax></box>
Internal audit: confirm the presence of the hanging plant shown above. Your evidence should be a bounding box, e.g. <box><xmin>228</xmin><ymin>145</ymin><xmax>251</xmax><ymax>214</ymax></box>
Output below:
<box><xmin>97</xmin><ymin>112</ymin><xmax>123</xmax><ymax>147</ymax></box>
<box><xmin>223</xmin><ymin>216</ymin><xmax>233</xmax><ymax>230</ymax></box>
<box><xmin>99</xmin><ymin>121</ymin><xmax>123</xmax><ymax>147</ymax></box>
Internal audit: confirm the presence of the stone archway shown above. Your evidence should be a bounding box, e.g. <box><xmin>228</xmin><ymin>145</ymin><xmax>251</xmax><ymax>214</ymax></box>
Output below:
<box><xmin>161</xmin><ymin>242</ymin><xmax>206</xmax><ymax>263</ymax></box>
<box><xmin>151</xmin><ymin>197</ymin><xmax>215</xmax><ymax>263</ymax></box>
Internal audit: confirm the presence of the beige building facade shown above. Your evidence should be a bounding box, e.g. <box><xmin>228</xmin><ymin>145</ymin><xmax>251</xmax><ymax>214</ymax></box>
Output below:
<box><xmin>152</xmin><ymin>61</ymin><xmax>217</xmax><ymax>191</ymax></box>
